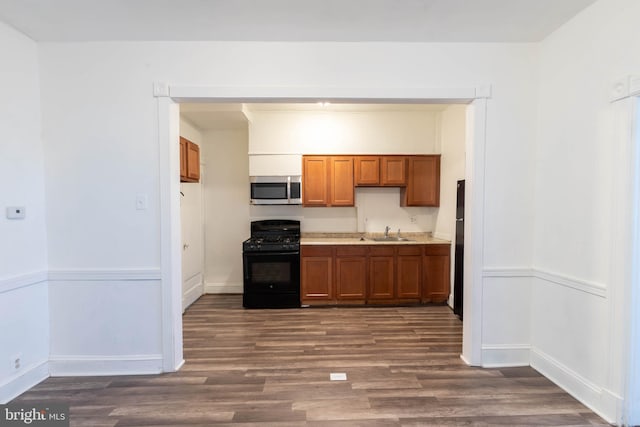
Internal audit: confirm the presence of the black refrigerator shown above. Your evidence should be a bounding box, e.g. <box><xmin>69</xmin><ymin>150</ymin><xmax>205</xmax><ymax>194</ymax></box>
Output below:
<box><xmin>453</xmin><ymin>180</ymin><xmax>465</xmax><ymax>319</ymax></box>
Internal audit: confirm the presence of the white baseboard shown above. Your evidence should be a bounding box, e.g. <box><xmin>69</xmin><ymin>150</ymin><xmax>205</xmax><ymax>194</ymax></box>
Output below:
<box><xmin>601</xmin><ymin>388</ymin><xmax>623</xmax><ymax>426</ymax></box>
<box><xmin>204</xmin><ymin>282</ymin><xmax>242</xmax><ymax>294</ymax></box>
<box><xmin>182</xmin><ymin>274</ymin><xmax>203</xmax><ymax>312</ymax></box>
<box><xmin>48</xmin><ymin>354</ymin><xmax>163</xmax><ymax>377</ymax></box>
<box><xmin>530</xmin><ymin>347</ymin><xmax>614</xmax><ymax>424</ymax></box>
<box><xmin>460</xmin><ymin>354</ymin><xmax>474</xmax><ymax>366</ymax></box>
<box><xmin>481</xmin><ymin>344</ymin><xmax>530</xmax><ymax>367</ymax></box>
<box><xmin>0</xmin><ymin>360</ymin><xmax>49</xmax><ymax>404</ymax></box>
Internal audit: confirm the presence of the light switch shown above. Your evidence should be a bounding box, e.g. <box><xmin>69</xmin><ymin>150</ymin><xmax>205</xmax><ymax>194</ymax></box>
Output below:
<box><xmin>136</xmin><ymin>194</ymin><xmax>148</xmax><ymax>210</ymax></box>
<box><xmin>6</xmin><ymin>207</ymin><xmax>26</xmax><ymax>219</ymax></box>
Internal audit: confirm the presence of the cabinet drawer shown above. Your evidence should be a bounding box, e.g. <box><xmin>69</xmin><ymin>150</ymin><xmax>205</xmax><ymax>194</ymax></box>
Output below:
<box><xmin>397</xmin><ymin>246</ymin><xmax>422</xmax><ymax>256</ymax></box>
<box><xmin>424</xmin><ymin>244</ymin><xmax>450</xmax><ymax>256</ymax></box>
<box><xmin>369</xmin><ymin>246</ymin><xmax>395</xmax><ymax>256</ymax></box>
<box><xmin>336</xmin><ymin>246</ymin><xmax>367</xmax><ymax>257</ymax></box>
<box><xmin>302</xmin><ymin>246</ymin><xmax>333</xmax><ymax>257</ymax></box>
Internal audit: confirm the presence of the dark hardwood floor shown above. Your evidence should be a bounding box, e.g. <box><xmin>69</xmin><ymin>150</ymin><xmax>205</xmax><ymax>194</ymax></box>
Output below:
<box><xmin>13</xmin><ymin>295</ymin><xmax>610</xmax><ymax>426</ymax></box>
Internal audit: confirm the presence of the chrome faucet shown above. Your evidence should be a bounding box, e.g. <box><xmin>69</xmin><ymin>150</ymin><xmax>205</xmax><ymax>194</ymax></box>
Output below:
<box><xmin>384</xmin><ymin>226</ymin><xmax>390</xmax><ymax>238</ymax></box>
<box><xmin>397</xmin><ymin>228</ymin><xmax>401</xmax><ymax>237</ymax></box>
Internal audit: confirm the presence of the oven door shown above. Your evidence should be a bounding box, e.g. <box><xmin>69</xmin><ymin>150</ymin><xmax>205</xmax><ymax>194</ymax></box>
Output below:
<box><xmin>243</xmin><ymin>251</ymin><xmax>301</xmax><ymax>308</ymax></box>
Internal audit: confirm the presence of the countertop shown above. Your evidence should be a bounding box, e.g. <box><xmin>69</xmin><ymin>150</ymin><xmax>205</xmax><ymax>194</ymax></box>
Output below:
<box><xmin>300</xmin><ymin>233</ymin><xmax>450</xmax><ymax>246</ymax></box>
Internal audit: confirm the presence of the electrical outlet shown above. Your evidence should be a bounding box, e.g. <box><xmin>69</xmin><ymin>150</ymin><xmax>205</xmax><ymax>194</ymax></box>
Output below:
<box><xmin>13</xmin><ymin>354</ymin><xmax>22</xmax><ymax>370</ymax></box>
<box><xmin>410</xmin><ymin>215</ymin><xmax>417</xmax><ymax>223</ymax></box>
<box><xmin>6</xmin><ymin>207</ymin><xmax>26</xmax><ymax>219</ymax></box>
<box><xmin>136</xmin><ymin>193</ymin><xmax>148</xmax><ymax>210</ymax></box>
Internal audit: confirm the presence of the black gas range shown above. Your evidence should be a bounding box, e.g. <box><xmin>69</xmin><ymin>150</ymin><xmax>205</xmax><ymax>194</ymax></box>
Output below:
<box><xmin>242</xmin><ymin>220</ymin><xmax>301</xmax><ymax>308</ymax></box>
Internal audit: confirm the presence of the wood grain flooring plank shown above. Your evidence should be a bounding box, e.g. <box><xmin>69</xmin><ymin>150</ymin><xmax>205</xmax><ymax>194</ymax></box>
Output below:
<box><xmin>10</xmin><ymin>294</ymin><xmax>609</xmax><ymax>426</ymax></box>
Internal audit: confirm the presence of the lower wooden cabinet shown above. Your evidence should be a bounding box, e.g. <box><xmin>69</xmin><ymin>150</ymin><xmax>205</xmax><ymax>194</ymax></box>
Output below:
<box><xmin>335</xmin><ymin>246</ymin><xmax>367</xmax><ymax>302</ymax></box>
<box><xmin>368</xmin><ymin>247</ymin><xmax>395</xmax><ymax>300</ymax></box>
<box><xmin>422</xmin><ymin>244</ymin><xmax>451</xmax><ymax>303</ymax></box>
<box><xmin>396</xmin><ymin>246</ymin><xmax>422</xmax><ymax>299</ymax></box>
<box><xmin>301</xmin><ymin>243</ymin><xmax>450</xmax><ymax>306</ymax></box>
<box><xmin>300</xmin><ymin>246</ymin><xmax>333</xmax><ymax>304</ymax></box>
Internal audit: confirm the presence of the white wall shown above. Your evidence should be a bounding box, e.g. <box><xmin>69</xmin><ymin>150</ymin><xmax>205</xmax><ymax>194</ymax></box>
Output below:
<box><xmin>533</xmin><ymin>0</ymin><xmax>640</xmax><ymax>422</ymax></box>
<box><xmin>40</xmin><ymin>41</ymin><xmax>165</xmax><ymax>376</ymax></box>
<box><xmin>248</xmin><ymin>108</ymin><xmax>446</xmax><ymax>234</ymax></box>
<box><xmin>434</xmin><ymin>105</ymin><xmax>466</xmax><ymax>241</ymax></box>
<box><xmin>179</xmin><ymin>118</ymin><xmax>204</xmax><ymax>310</ymax></box>
<box><xmin>0</xmin><ymin>22</ymin><xmax>50</xmax><ymax>402</ymax></box>
<box><xmin>433</xmin><ymin>105</ymin><xmax>467</xmax><ymax>307</ymax></box>
<box><xmin>35</xmin><ymin>40</ymin><xmax>537</xmax><ymax>387</ymax></box>
<box><xmin>202</xmin><ymin>128</ymin><xmax>250</xmax><ymax>294</ymax></box>
<box><xmin>1</xmin><ymin>2</ymin><xmax>635</xmax><ymax>418</ymax></box>
<box><xmin>248</xmin><ymin>109</ymin><xmax>440</xmax><ymax>155</ymax></box>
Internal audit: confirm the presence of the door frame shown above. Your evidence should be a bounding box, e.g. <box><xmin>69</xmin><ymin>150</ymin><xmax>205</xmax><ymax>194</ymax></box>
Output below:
<box><xmin>156</xmin><ymin>84</ymin><xmax>490</xmax><ymax>371</ymax></box>
<box><xmin>608</xmin><ymin>76</ymin><xmax>640</xmax><ymax>425</ymax></box>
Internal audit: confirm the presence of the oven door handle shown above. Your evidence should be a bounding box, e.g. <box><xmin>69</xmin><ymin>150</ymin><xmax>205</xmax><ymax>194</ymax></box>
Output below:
<box><xmin>244</xmin><ymin>251</ymin><xmax>300</xmax><ymax>257</ymax></box>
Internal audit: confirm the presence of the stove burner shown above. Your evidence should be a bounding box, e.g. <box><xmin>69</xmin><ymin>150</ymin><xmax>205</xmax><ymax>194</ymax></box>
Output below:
<box><xmin>243</xmin><ymin>220</ymin><xmax>300</xmax><ymax>253</ymax></box>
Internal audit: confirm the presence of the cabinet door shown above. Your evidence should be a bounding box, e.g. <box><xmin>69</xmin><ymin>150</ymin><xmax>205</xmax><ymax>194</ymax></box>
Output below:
<box><xmin>186</xmin><ymin>141</ymin><xmax>200</xmax><ymax>182</ymax></box>
<box><xmin>330</xmin><ymin>156</ymin><xmax>355</xmax><ymax>206</ymax></box>
<box><xmin>336</xmin><ymin>255</ymin><xmax>367</xmax><ymax>301</ymax></box>
<box><xmin>381</xmin><ymin>156</ymin><xmax>407</xmax><ymax>186</ymax></box>
<box><xmin>368</xmin><ymin>247</ymin><xmax>395</xmax><ymax>300</ymax></box>
<box><xmin>179</xmin><ymin>137</ymin><xmax>188</xmax><ymax>180</ymax></box>
<box><xmin>354</xmin><ymin>156</ymin><xmax>380</xmax><ymax>186</ymax></box>
<box><xmin>301</xmin><ymin>247</ymin><xmax>334</xmax><ymax>303</ymax></box>
<box><xmin>402</xmin><ymin>155</ymin><xmax>441</xmax><ymax>206</ymax></box>
<box><xmin>303</xmin><ymin>156</ymin><xmax>329</xmax><ymax>206</ymax></box>
<box><xmin>397</xmin><ymin>246</ymin><xmax>422</xmax><ymax>299</ymax></box>
<box><xmin>423</xmin><ymin>244</ymin><xmax>451</xmax><ymax>303</ymax></box>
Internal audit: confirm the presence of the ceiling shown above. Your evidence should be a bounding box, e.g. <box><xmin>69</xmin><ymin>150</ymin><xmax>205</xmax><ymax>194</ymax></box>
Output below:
<box><xmin>0</xmin><ymin>0</ymin><xmax>596</xmax><ymax>43</ymax></box>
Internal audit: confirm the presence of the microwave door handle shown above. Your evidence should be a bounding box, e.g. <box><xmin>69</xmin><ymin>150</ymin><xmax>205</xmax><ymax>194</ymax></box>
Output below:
<box><xmin>287</xmin><ymin>176</ymin><xmax>291</xmax><ymax>204</ymax></box>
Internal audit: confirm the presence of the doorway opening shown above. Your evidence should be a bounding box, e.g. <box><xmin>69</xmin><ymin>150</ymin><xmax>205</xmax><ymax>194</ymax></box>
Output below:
<box><xmin>159</xmin><ymin>90</ymin><xmax>488</xmax><ymax>373</ymax></box>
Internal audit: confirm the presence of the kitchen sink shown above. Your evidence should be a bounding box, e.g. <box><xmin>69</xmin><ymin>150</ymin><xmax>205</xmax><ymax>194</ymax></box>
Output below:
<box><xmin>370</xmin><ymin>236</ymin><xmax>414</xmax><ymax>242</ymax></box>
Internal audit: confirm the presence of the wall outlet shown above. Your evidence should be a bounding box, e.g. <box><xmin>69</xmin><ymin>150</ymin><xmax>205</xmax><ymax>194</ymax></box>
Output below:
<box><xmin>13</xmin><ymin>354</ymin><xmax>22</xmax><ymax>370</ymax></box>
<box><xmin>6</xmin><ymin>207</ymin><xmax>26</xmax><ymax>219</ymax></box>
<box><xmin>136</xmin><ymin>193</ymin><xmax>148</xmax><ymax>210</ymax></box>
<box><xmin>410</xmin><ymin>215</ymin><xmax>417</xmax><ymax>223</ymax></box>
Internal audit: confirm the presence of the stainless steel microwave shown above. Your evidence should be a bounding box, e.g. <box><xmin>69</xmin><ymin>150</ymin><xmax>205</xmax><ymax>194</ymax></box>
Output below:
<box><xmin>250</xmin><ymin>176</ymin><xmax>302</xmax><ymax>205</ymax></box>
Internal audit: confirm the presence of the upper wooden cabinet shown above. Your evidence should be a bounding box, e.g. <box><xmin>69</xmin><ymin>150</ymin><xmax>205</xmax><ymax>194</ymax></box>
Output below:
<box><xmin>354</xmin><ymin>156</ymin><xmax>406</xmax><ymax>187</ymax></box>
<box><xmin>303</xmin><ymin>156</ymin><xmax>354</xmax><ymax>207</ymax></box>
<box><xmin>330</xmin><ymin>157</ymin><xmax>354</xmax><ymax>206</ymax></box>
<box><xmin>381</xmin><ymin>156</ymin><xmax>407</xmax><ymax>186</ymax></box>
<box><xmin>354</xmin><ymin>156</ymin><xmax>380</xmax><ymax>186</ymax></box>
<box><xmin>180</xmin><ymin>138</ymin><xmax>188</xmax><ymax>178</ymax></box>
<box><xmin>304</xmin><ymin>154</ymin><xmax>438</xmax><ymax>207</ymax></box>
<box><xmin>302</xmin><ymin>156</ymin><xmax>329</xmax><ymax>206</ymax></box>
<box><xmin>180</xmin><ymin>137</ymin><xmax>200</xmax><ymax>183</ymax></box>
<box><xmin>402</xmin><ymin>155</ymin><xmax>441</xmax><ymax>207</ymax></box>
